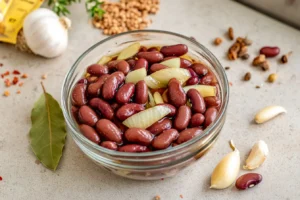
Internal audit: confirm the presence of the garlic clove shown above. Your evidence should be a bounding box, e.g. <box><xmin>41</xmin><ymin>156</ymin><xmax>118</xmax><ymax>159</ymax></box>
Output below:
<box><xmin>210</xmin><ymin>140</ymin><xmax>240</xmax><ymax>189</ymax></box>
<box><xmin>97</xmin><ymin>56</ymin><xmax>112</xmax><ymax>65</ymax></box>
<box><xmin>243</xmin><ymin>140</ymin><xmax>269</xmax><ymax>170</ymax></box>
<box><xmin>254</xmin><ymin>105</ymin><xmax>286</xmax><ymax>124</ymax></box>
<box><xmin>117</xmin><ymin>42</ymin><xmax>141</xmax><ymax>60</ymax></box>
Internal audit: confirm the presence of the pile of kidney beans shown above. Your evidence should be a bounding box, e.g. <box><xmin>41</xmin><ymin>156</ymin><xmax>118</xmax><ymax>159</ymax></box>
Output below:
<box><xmin>71</xmin><ymin>44</ymin><xmax>221</xmax><ymax>152</ymax></box>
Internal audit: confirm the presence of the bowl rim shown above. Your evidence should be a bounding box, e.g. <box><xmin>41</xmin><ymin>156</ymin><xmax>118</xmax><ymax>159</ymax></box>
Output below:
<box><xmin>61</xmin><ymin>29</ymin><xmax>229</xmax><ymax>157</ymax></box>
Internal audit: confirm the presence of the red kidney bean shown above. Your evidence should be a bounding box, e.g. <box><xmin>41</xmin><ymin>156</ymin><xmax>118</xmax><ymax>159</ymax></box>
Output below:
<box><xmin>133</xmin><ymin>58</ymin><xmax>148</xmax><ymax>71</ymax></box>
<box><xmin>139</xmin><ymin>46</ymin><xmax>148</xmax><ymax>52</ymax></box>
<box><xmin>180</xmin><ymin>58</ymin><xmax>192</xmax><ymax>68</ymax></box>
<box><xmin>102</xmin><ymin>71</ymin><xmax>125</xmax><ymax>100</ymax></box>
<box><xmin>235</xmin><ymin>173</ymin><xmax>263</xmax><ymax>190</ymax></box>
<box><xmin>186</xmin><ymin>88</ymin><xmax>206</xmax><ymax>113</ymax></box>
<box><xmin>125</xmin><ymin>128</ymin><xmax>153</xmax><ymax>146</ymax></box>
<box><xmin>156</xmin><ymin>103</ymin><xmax>176</xmax><ymax>117</ymax></box>
<box><xmin>110</xmin><ymin>102</ymin><xmax>120</xmax><ymax>111</ymax></box>
<box><xmin>150</xmin><ymin>63</ymin><xmax>168</xmax><ymax>73</ymax></box>
<box><xmin>160</xmin><ymin>44</ymin><xmax>188</xmax><ymax>57</ymax></box>
<box><xmin>200</xmin><ymin>73</ymin><xmax>213</xmax><ymax>85</ymax></box>
<box><xmin>100</xmin><ymin>141</ymin><xmax>118</xmax><ymax>150</ymax></box>
<box><xmin>148</xmin><ymin>47</ymin><xmax>159</xmax><ymax>52</ymax></box>
<box><xmin>115</xmin><ymin>60</ymin><xmax>130</xmax><ymax>75</ymax></box>
<box><xmin>135</xmin><ymin>80</ymin><xmax>148</xmax><ymax>104</ymax></box>
<box><xmin>77</xmin><ymin>78</ymin><xmax>88</xmax><ymax>84</ymax></box>
<box><xmin>87</xmin><ymin>74</ymin><xmax>110</xmax><ymax>97</ymax></box>
<box><xmin>147</xmin><ymin>118</ymin><xmax>172</xmax><ymax>135</ymax></box>
<box><xmin>112</xmin><ymin>117</ymin><xmax>128</xmax><ymax>133</ymax></box>
<box><xmin>188</xmin><ymin>68</ymin><xmax>198</xmax><ymax>77</ymax></box>
<box><xmin>87</xmin><ymin>64</ymin><xmax>109</xmax><ymax>76</ymax></box>
<box><xmin>152</xmin><ymin>129</ymin><xmax>179</xmax><ymax>150</ymax></box>
<box><xmin>115</xmin><ymin>83</ymin><xmax>135</xmax><ymax>104</ymax></box>
<box><xmin>168</xmin><ymin>78</ymin><xmax>187</xmax><ymax>107</ymax></box>
<box><xmin>72</xmin><ymin>83</ymin><xmax>87</xmax><ymax>106</ymax></box>
<box><xmin>190</xmin><ymin>113</ymin><xmax>205</xmax><ymax>127</ymax></box>
<box><xmin>79</xmin><ymin>124</ymin><xmax>100</xmax><ymax>144</ymax></box>
<box><xmin>116</xmin><ymin>103</ymin><xmax>145</xmax><ymax>121</ymax></box>
<box><xmin>118</xmin><ymin>144</ymin><xmax>149</xmax><ymax>152</ymax></box>
<box><xmin>96</xmin><ymin>119</ymin><xmax>123</xmax><ymax>144</ymax></box>
<box><xmin>89</xmin><ymin>98</ymin><xmax>114</xmax><ymax>120</ymax></box>
<box><xmin>107</xmin><ymin>60</ymin><xmax>119</xmax><ymax>71</ymax></box>
<box><xmin>137</xmin><ymin>51</ymin><xmax>164</xmax><ymax>63</ymax></box>
<box><xmin>191</xmin><ymin>63</ymin><xmax>208</xmax><ymax>76</ymax></box>
<box><xmin>177</xmin><ymin>128</ymin><xmax>203</xmax><ymax>144</ymax></box>
<box><xmin>78</xmin><ymin>105</ymin><xmax>99</xmax><ymax>126</ymax></box>
<box><xmin>174</xmin><ymin>105</ymin><xmax>191</xmax><ymax>130</ymax></box>
<box><xmin>126</xmin><ymin>59</ymin><xmax>136</xmax><ymax>68</ymax></box>
<box><xmin>204</xmin><ymin>107</ymin><xmax>218</xmax><ymax>127</ymax></box>
<box><xmin>186</xmin><ymin>77</ymin><xmax>200</xmax><ymax>85</ymax></box>
<box><xmin>259</xmin><ymin>46</ymin><xmax>280</xmax><ymax>58</ymax></box>
<box><xmin>204</xmin><ymin>96</ymin><xmax>221</xmax><ymax>107</ymax></box>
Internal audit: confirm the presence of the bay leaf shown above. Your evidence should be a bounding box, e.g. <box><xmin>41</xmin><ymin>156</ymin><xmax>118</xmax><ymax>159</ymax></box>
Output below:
<box><xmin>29</xmin><ymin>83</ymin><xmax>66</xmax><ymax>171</ymax></box>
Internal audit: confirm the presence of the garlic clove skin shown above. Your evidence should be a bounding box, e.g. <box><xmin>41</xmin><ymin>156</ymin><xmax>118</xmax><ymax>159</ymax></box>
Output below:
<box><xmin>210</xmin><ymin>140</ymin><xmax>240</xmax><ymax>189</ymax></box>
<box><xmin>244</xmin><ymin>140</ymin><xmax>269</xmax><ymax>170</ymax></box>
<box><xmin>254</xmin><ymin>105</ymin><xmax>286</xmax><ymax>124</ymax></box>
<box><xmin>23</xmin><ymin>8</ymin><xmax>71</xmax><ymax>58</ymax></box>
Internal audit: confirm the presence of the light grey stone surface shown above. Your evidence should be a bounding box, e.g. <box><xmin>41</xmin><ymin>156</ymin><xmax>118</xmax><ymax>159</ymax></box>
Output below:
<box><xmin>0</xmin><ymin>0</ymin><xmax>300</xmax><ymax>199</ymax></box>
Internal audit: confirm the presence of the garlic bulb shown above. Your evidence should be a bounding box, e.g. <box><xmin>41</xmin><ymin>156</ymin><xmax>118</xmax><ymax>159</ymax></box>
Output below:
<box><xmin>23</xmin><ymin>8</ymin><xmax>71</xmax><ymax>58</ymax></box>
<box><xmin>210</xmin><ymin>140</ymin><xmax>240</xmax><ymax>189</ymax></box>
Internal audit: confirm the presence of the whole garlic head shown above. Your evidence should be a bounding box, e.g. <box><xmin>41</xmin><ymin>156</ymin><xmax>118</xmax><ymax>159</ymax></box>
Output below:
<box><xmin>23</xmin><ymin>8</ymin><xmax>71</xmax><ymax>58</ymax></box>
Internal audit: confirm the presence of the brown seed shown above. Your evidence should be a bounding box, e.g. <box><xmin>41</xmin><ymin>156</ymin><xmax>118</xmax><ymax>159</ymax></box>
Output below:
<box><xmin>255</xmin><ymin>85</ymin><xmax>261</xmax><ymax>89</ymax></box>
<box><xmin>238</xmin><ymin>46</ymin><xmax>248</xmax><ymax>57</ymax></box>
<box><xmin>244</xmin><ymin>37</ymin><xmax>252</xmax><ymax>46</ymax></box>
<box><xmin>244</xmin><ymin>72</ymin><xmax>251</xmax><ymax>81</ymax></box>
<box><xmin>214</xmin><ymin>37</ymin><xmax>222</xmax><ymax>45</ymax></box>
<box><xmin>260</xmin><ymin>61</ymin><xmax>270</xmax><ymax>71</ymax></box>
<box><xmin>241</xmin><ymin>53</ymin><xmax>250</xmax><ymax>60</ymax></box>
<box><xmin>3</xmin><ymin>90</ymin><xmax>10</xmax><ymax>96</ymax></box>
<box><xmin>267</xmin><ymin>73</ymin><xmax>277</xmax><ymax>83</ymax></box>
<box><xmin>280</xmin><ymin>51</ymin><xmax>292</xmax><ymax>64</ymax></box>
<box><xmin>252</xmin><ymin>54</ymin><xmax>266</xmax><ymax>66</ymax></box>
<box><xmin>228</xmin><ymin>27</ymin><xmax>234</xmax><ymax>40</ymax></box>
<box><xmin>225</xmin><ymin>66</ymin><xmax>230</xmax><ymax>70</ymax></box>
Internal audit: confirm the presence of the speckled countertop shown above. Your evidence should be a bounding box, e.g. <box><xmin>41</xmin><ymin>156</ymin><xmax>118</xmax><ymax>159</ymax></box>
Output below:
<box><xmin>1</xmin><ymin>0</ymin><xmax>300</xmax><ymax>199</ymax></box>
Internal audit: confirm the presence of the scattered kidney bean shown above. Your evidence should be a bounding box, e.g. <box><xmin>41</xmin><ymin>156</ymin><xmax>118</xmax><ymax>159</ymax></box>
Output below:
<box><xmin>78</xmin><ymin>105</ymin><xmax>99</xmax><ymax>126</ymax></box>
<box><xmin>186</xmin><ymin>76</ymin><xmax>200</xmax><ymax>86</ymax></box>
<box><xmin>116</xmin><ymin>103</ymin><xmax>145</xmax><ymax>121</ymax></box>
<box><xmin>147</xmin><ymin>118</ymin><xmax>172</xmax><ymax>135</ymax></box>
<box><xmin>133</xmin><ymin>58</ymin><xmax>148</xmax><ymax>71</ymax></box>
<box><xmin>200</xmin><ymin>73</ymin><xmax>214</xmax><ymax>85</ymax></box>
<box><xmin>125</xmin><ymin>128</ymin><xmax>153</xmax><ymax>146</ymax></box>
<box><xmin>174</xmin><ymin>105</ymin><xmax>191</xmax><ymax>130</ymax></box>
<box><xmin>259</xmin><ymin>46</ymin><xmax>280</xmax><ymax>58</ymax></box>
<box><xmin>177</xmin><ymin>128</ymin><xmax>203</xmax><ymax>144</ymax></box>
<box><xmin>107</xmin><ymin>60</ymin><xmax>119</xmax><ymax>71</ymax></box>
<box><xmin>79</xmin><ymin>124</ymin><xmax>100</xmax><ymax>144</ymax></box>
<box><xmin>190</xmin><ymin>113</ymin><xmax>205</xmax><ymax>127</ymax></box>
<box><xmin>235</xmin><ymin>173</ymin><xmax>263</xmax><ymax>190</ymax></box>
<box><xmin>156</xmin><ymin>103</ymin><xmax>176</xmax><ymax>117</ymax></box>
<box><xmin>115</xmin><ymin>83</ymin><xmax>135</xmax><ymax>104</ymax></box>
<box><xmin>137</xmin><ymin>51</ymin><xmax>164</xmax><ymax>63</ymax></box>
<box><xmin>204</xmin><ymin>107</ymin><xmax>218</xmax><ymax>127</ymax></box>
<box><xmin>101</xmin><ymin>141</ymin><xmax>118</xmax><ymax>150</ymax></box>
<box><xmin>96</xmin><ymin>119</ymin><xmax>123</xmax><ymax>144</ymax></box>
<box><xmin>135</xmin><ymin>80</ymin><xmax>148</xmax><ymax>104</ymax></box>
<box><xmin>160</xmin><ymin>44</ymin><xmax>188</xmax><ymax>57</ymax></box>
<box><xmin>87</xmin><ymin>64</ymin><xmax>108</xmax><ymax>76</ymax></box>
<box><xmin>180</xmin><ymin>58</ymin><xmax>192</xmax><ymax>68</ymax></box>
<box><xmin>87</xmin><ymin>74</ymin><xmax>110</xmax><ymax>97</ymax></box>
<box><xmin>72</xmin><ymin>83</ymin><xmax>87</xmax><ymax>106</ymax></box>
<box><xmin>118</xmin><ymin>144</ymin><xmax>150</xmax><ymax>152</ymax></box>
<box><xmin>204</xmin><ymin>96</ymin><xmax>221</xmax><ymax>107</ymax></box>
<box><xmin>115</xmin><ymin>60</ymin><xmax>130</xmax><ymax>75</ymax></box>
<box><xmin>191</xmin><ymin>63</ymin><xmax>208</xmax><ymax>77</ymax></box>
<box><xmin>168</xmin><ymin>78</ymin><xmax>187</xmax><ymax>107</ymax></box>
<box><xmin>150</xmin><ymin>63</ymin><xmax>168</xmax><ymax>73</ymax></box>
<box><xmin>102</xmin><ymin>71</ymin><xmax>125</xmax><ymax>100</ymax></box>
<box><xmin>152</xmin><ymin>129</ymin><xmax>179</xmax><ymax>150</ymax></box>
<box><xmin>186</xmin><ymin>89</ymin><xmax>206</xmax><ymax>113</ymax></box>
<box><xmin>89</xmin><ymin>98</ymin><xmax>114</xmax><ymax>120</ymax></box>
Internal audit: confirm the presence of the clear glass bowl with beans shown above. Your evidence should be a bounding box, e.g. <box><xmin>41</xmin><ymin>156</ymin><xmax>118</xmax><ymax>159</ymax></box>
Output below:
<box><xmin>62</xmin><ymin>30</ymin><xmax>229</xmax><ymax>180</ymax></box>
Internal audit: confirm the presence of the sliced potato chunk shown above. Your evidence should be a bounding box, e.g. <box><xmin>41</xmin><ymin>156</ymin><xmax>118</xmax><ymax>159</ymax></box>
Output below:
<box><xmin>183</xmin><ymin>85</ymin><xmax>216</xmax><ymax>97</ymax></box>
<box><xmin>125</xmin><ymin>68</ymin><xmax>147</xmax><ymax>84</ymax></box>
<box><xmin>150</xmin><ymin>68</ymin><xmax>191</xmax><ymax>87</ymax></box>
<box><xmin>160</xmin><ymin>58</ymin><xmax>180</xmax><ymax>68</ymax></box>
<box><xmin>122</xmin><ymin>105</ymin><xmax>171</xmax><ymax>129</ymax></box>
<box><xmin>144</xmin><ymin>75</ymin><xmax>164</xmax><ymax>89</ymax></box>
<box><xmin>117</xmin><ymin>42</ymin><xmax>141</xmax><ymax>60</ymax></box>
<box><xmin>153</xmin><ymin>92</ymin><xmax>164</xmax><ymax>104</ymax></box>
<box><xmin>97</xmin><ymin>56</ymin><xmax>112</xmax><ymax>65</ymax></box>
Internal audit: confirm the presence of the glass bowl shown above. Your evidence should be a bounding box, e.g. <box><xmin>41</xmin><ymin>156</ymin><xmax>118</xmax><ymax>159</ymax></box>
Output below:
<box><xmin>61</xmin><ymin>30</ymin><xmax>229</xmax><ymax>180</ymax></box>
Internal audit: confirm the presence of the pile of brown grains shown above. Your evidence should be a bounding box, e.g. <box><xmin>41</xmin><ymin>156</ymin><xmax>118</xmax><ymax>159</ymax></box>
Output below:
<box><xmin>92</xmin><ymin>0</ymin><xmax>160</xmax><ymax>35</ymax></box>
<box><xmin>228</xmin><ymin>36</ymin><xmax>252</xmax><ymax>60</ymax></box>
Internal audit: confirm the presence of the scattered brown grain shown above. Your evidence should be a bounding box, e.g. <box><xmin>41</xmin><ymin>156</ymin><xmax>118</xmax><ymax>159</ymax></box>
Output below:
<box><xmin>256</xmin><ymin>85</ymin><xmax>261</xmax><ymax>89</ymax></box>
<box><xmin>214</xmin><ymin>37</ymin><xmax>222</xmax><ymax>45</ymax></box>
<box><xmin>260</xmin><ymin>60</ymin><xmax>270</xmax><ymax>71</ymax></box>
<box><xmin>241</xmin><ymin>53</ymin><xmax>250</xmax><ymax>60</ymax></box>
<box><xmin>244</xmin><ymin>72</ymin><xmax>251</xmax><ymax>81</ymax></box>
<box><xmin>238</xmin><ymin>46</ymin><xmax>248</xmax><ymax>57</ymax></box>
<box><xmin>12</xmin><ymin>77</ymin><xmax>19</xmax><ymax>85</ymax></box>
<box><xmin>280</xmin><ymin>51</ymin><xmax>292</xmax><ymax>64</ymax></box>
<box><xmin>228</xmin><ymin>27</ymin><xmax>234</xmax><ymax>40</ymax></box>
<box><xmin>225</xmin><ymin>66</ymin><xmax>230</xmax><ymax>70</ymax></box>
<box><xmin>0</xmin><ymin>63</ymin><xmax>3</xmax><ymax>67</ymax></box>
<box><xmin>19</xmin><ymin>82</ymin><xmax>24</xmax><ymax>87</ymax></box>
<box><xmin>252</xmin><ymin>54</ymin><xmax>266</xmax><ymax>66</ymax></box>
<box><xmin>21</xmin><ymin>73</ymin><xmax>28</xmax><ymax>78</ymax></box>
<box><xmin>3</xmin><ymin>90</ymin><xmax>10</xmax><ymax>96</ymax></box>
<box><xmin>267</xmin><ymin>73</ymin><xmax>277</xmax><ymax>83</ymax></box>
<box><xmin>180</xmin><ymin>194</ymin><xmax>184</xmax><ymax>199</ymax></box>
<box><xmin>16</xmin><ymin>90</ymin><xmax>21</xmax><ymax>94</ymax></box>
<box><xmin>41</xmin><ymin>74</ymin><xmax>47</xmax><ymax>80</ymax></box>
<box><xmin>12</xmin><ymin>70</ymin><xmax>21</xmax><ymax>75</ymax></box>
<box><xmin>1</xmin><ymin>71</ymin><xmax>9</xmax><ymax>78</ymax></box>
<box><xmin>154</xmin><ymin>195</ymin><xmax>161</xmax><ymax>200</ymax></box>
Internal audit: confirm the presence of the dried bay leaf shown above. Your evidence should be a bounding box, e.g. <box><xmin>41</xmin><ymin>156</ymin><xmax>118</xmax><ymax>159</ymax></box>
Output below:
<box><xmin>29</xmin><ymin>83</ymin><xmax>66</xmax><ymax>170</ymax></box>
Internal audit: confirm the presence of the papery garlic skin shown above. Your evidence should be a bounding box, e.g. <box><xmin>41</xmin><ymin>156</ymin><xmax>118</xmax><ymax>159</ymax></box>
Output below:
<box><xmin>23</xmin><ymin>8</ymin><xmax>71</xmax><ymax>58</ymax></box>
<box><xmin>244</xmin><ymin>140</ymin><xmax>269</xmax><ymax>170</ymax></box>
<box><xmin>254</xmin><ymin>105</ymin><xmax>286</xmax><ymax>124</ymax></box>
<box><xmin>210</xmin><ymin>140</ymin><xmax>240</xmax><ymax>189</ymax></box>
